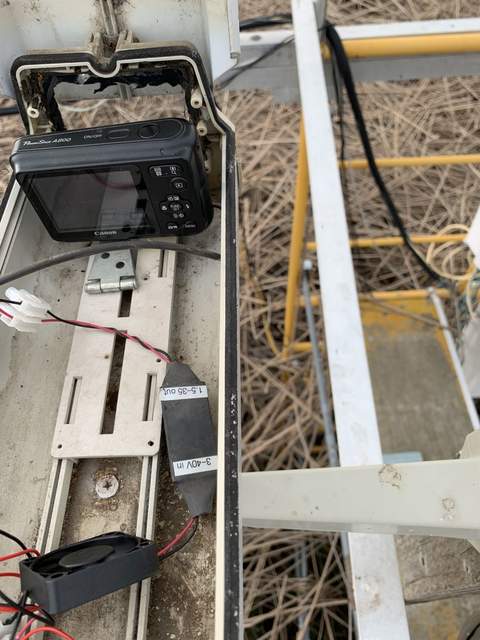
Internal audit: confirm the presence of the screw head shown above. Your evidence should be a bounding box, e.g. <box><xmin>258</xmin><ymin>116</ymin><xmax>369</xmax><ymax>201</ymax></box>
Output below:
<box><xmin>95</xmin><ymin>473</ymin><xmax>119</xmax><ymax>499</ymax></box>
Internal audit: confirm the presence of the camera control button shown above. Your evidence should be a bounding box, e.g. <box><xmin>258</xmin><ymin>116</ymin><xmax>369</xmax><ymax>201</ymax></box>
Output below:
<box><xmin>181</xmin><ymin>200</ymin><xmax>192</xmax><ymax>211</ymax></box>
<box><xmin>183</xmin><ymin>221</ymin><xmax>197</xmax><ymax>231</ymax></box>
<box><xmin>166</xmin><ymin>222</ymin><xmax>180</xmax><ymax>232</ymax></box>
<box><xmin>166</xmin><ymin>194</ymin><xmax>180</xmax><ymax>202</ymax></box>
<box><xmin>139</xmin><ymin>124</ymin><xmax>159</xmax><ymax>138</ymax></box>
<box><xmin>159</xmin><ymin>202</ymin><xmax>169</xmax><ymax>213</ymax></box>
<box><xmin>150</xmin><ymin>165</ymin><xmax>182</xmax><ymax>178</ymax></box>
<box><xmin>168</xmin><ymin>202</ymin><xmax>183</xmax><ymax>213</ymax></box>
<box><xmin>107</xmin><ymin>128</ymin><xmax>130</xmax><ymax>140</ymax></box>
<box><xmin>171</xmin><ymin>177</ymin><xmax>188</xmax><ymax>190</ymax></box>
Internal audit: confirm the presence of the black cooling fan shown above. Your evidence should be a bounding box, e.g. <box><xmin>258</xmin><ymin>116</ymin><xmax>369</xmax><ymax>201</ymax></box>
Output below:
<box><xmin>19</xmin><ymin>532</ymin><xmax>158</xmax><ymax>614</ymax></box>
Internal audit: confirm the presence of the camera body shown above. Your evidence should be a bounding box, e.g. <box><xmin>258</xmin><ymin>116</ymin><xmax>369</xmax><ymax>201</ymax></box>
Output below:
<box><xmin>10</xmin><ymin>118</ymin><xmax>213</xmax><ymax>241</ymax></box>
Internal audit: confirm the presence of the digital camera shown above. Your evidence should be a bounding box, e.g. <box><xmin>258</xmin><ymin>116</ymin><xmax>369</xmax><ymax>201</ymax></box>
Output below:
<box><xmin>10</xmin><ymin>118</ymin><xmax>213</xmax><ymax>241</ymax></box>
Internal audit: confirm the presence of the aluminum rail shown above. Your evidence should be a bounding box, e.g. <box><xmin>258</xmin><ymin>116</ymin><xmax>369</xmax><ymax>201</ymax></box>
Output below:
<box><xmin>290</xmin><ymin>1</ymin><xmax>409</xmax><ymax>636</ymax></box>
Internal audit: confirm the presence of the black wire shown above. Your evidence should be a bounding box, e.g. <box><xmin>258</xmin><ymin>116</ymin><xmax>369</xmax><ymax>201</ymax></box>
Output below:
<box><xmin>0</xmin><ymin>588</ymin><xmax>54</xmax><ymax>626</ymax></box>
<box><xmin>46</xmin><ymin>310</ymin><xmax>173</xmax><ymax>362</ymax></box>
<box><xmin>0</xmin><ymin>240</ymin><xmax>220</xmax><ymax>288</ymax></box>
<box><xmin>465</xmin><ymin>620</ymin><xmax>480</xmax><ymax>640</ymax></box>
<box><xmin>158</xmin><ymin>517</ymin><xmax>199</xmax><ymax>561</ymax></box>
<box><xmin>2</xmin><ymin>300</ymin><xmax>173</xmax><ymax>361</ymax></box>
<box><xmin>330</xmin><ymin>53</ymin><xmax>351</xmax><ymax>215</ymax></box>
<box><xmin>0</xmin><ymin>106</ymin><xmax>19</xmax><ymax>117</ymax></box>
<box><xmin>7</xmin><ymin>591</ymin><xmax>27</xmax><ymax>637</ymax></box>
<box><xmin>324</xmin><ymin>22</ymin><xmax>440</xmax><ymax>282</ymax></box>
<box><xmin>216</xmin><ymin>33</ymin><xmax>294</xmax><ymax>89</ymax></box>
<box><xmin>217</xmin><ymin>23</ymin><xmax>327</xmax><ymax>91</ymax></box>
<box><xmin>239</xmin><ymin>13</ymin><xmax>292</xmax><ymax>30</ymax></box>
<box><xmin>0</xmin><ymin>530</ymin><xmax>32</xmax><ymax>558</ymax></box>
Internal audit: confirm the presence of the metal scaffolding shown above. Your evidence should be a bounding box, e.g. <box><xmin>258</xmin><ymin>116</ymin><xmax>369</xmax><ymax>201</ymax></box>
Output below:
<box><xmin>238</xmin><ymin>3</ymin><xmax>480</xmax><ymax>638</ymax></box>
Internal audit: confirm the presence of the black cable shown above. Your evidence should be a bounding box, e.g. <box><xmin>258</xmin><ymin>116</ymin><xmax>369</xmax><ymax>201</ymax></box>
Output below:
<box><xmin>330</xmin><ymin>53</ymin><xmax>351</xmax><ymax>214</ymax></box>
<box><xmin>0</xmin><ymin>106</ymin><xmax>19</xmax><ymax>117</ymax></box>
<box><xmin>7</xmin><ymin>591</ymin><xmax>27</xmax><ymax>637</ymax></box>
<box><xmin>1</xmin><ymin>300</ymin><xmax>173</xmax><ymax>361</ymax></box>
<box><xmin>465</xmin><ymin>622</ymin><xmax>480</xmax><ymax>640</ymax></box>
<box><xmin>0</xmin><ymin>589</ymin><xmax>53</xmax><ymax>626</ymax></box>
<box><xmin>0</xmin><ymin>530</ymin><xmax>32</xmax><ymax>558</ymax></box>
<box><xmin>217</xmin><ymin>23</ymin><xmax>327</xmax><ymax>91</ymax></box>
<box><xmin>158</xmin><ymin>517</ymin><xmax>199</xmax><ymax>561</ymax></box>
<box><xmin>46</xmin><ymin>310</ymin><xmax>173</xmax><ymax>362</ymax></box>
<box><xmin>324</xmin><ymin>22</ymin><xmax>440</xmax><ymax>282</ymax></box>
<box><xmin>239</xmin><ymin>13</ymin><xmax>292</xmax><ymax>31</ymax></box>
<box><xmin>217</xmin><ymin>33</ymin><xmax>294</xmax><ymax>89</ymax></box>
<box><xmin>0</xmin><ymin>240</ymin><xmax>220</xmax><ymax>288</ymax></box>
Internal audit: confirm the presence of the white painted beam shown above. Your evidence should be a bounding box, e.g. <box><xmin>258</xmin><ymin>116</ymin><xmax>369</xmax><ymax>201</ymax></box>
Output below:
<box><xmin>290</xmin><ymin>1</ymin><xmax>410</xmax><ymax>637</ymax></box>
<box><xmin>241</xmin><ymin>457</ymin><xmax>480</xmax><ymax>538</ymax></box>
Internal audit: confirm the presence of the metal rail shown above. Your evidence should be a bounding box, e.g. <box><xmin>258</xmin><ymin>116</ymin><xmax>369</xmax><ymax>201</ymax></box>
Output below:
<box><xmin>241</xmin><ymin>452</ymin><xmax>480</xmax><ymax>538</ymax></box>
<box><xmin>288</xmin><ymin>1</ymin><xmax>410</xmax><ymax>636</ymax></box>
<box><xmin>229</xmin><ymin>18</ymin><xmax>480</xmax><ymax>97</ymax></box>
<box><xmin>307</xmin><ymin>233</ymin><xmax>466</xmax><ymax>251</ymax></box>
<box><xmin>341</xmin><ymin>153</ymin><xmax>480</xmax><ymax>169</ymax></box>
<box><xmin>283</xmin><ymin>120</ymin><xmax>309</xmax><ymax>356</ymax></box>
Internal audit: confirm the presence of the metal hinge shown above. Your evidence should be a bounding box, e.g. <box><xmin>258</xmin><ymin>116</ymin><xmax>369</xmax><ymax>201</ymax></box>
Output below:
<box><xmin>85</xmin><ymin>250</ymin><xmax>137</xmax><ymax>294</ymax></box>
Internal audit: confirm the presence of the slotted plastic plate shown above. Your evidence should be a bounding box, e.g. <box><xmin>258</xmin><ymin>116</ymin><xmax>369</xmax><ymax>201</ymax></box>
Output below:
<box><xmin>52</xmin><ymin>248</ymin><xmax>176</xmax><ymax>458</ymax></box>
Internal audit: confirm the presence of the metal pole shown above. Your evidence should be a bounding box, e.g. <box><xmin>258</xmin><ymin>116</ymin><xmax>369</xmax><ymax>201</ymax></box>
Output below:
<box><xmin>301</xmin><ymin>262</ymin><xmax>338</xmax><ymax>467</ymax></box>
<box><xmin>335</xmin><ymin>31</ymin><xmax>480</xmax><ymax>59</ymax></box>
<box><xmin>291</xmin><ymin>0</ymin><xmax>409</xmax><ymax>634</ymax></box>
<box><xmin>282</xmin><ymin>120</ymin><xmax>309</xmax><ymax>356</ymax></box>
<box><xmin>307</xmin><ymin>233</ymin><xmax>466</xmax><ymax>251</ymax></box>
<box><xmin>341</xmin><ymin>153</ymin><xmax>480</xmax><ymax>169</ymax></box>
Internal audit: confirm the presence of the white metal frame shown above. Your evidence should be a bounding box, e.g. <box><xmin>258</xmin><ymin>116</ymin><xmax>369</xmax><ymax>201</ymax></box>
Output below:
<box><xmin>241</xmin><ymin>440</ymin><xmax>480</xmax><ymax>539</ymax></box>
<box><xmin>223</xmin><ymin>18</ymin><xmax>480</xmax><ymax>100</ymax></box>
<box><xmin>237</xmin><ymin>3</ymin><xmax>480</xmax><ymax>639</ymax></box>
<box><xmin>293</xmin><ymin>1</ymin><xmax>408</xmax><ymax>635</ymax></box>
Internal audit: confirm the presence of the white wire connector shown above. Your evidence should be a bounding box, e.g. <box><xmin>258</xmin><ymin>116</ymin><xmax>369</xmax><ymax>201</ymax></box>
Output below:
<box><xmin>0</xmin><ymin>287</ymin><xmax>50</xmax><ymax>332</ymax></box>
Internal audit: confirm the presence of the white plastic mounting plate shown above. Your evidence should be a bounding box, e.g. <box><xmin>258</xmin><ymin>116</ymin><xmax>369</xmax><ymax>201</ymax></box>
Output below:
<box><xmin>52</xmin><ymin>247</ymin><xmax>176</xmax><ymax>458</ymax></box>
<box><xmin>0</xmin><ymin>0</ymin><xmax>239</xmax><ymax>95</ymax></box>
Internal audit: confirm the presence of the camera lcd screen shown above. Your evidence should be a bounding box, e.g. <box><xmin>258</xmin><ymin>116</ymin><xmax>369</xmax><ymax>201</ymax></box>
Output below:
<box><xmin>25</xmin><ymin>166</ymin><xmax>153</xmax><ymax>234</ymax></box>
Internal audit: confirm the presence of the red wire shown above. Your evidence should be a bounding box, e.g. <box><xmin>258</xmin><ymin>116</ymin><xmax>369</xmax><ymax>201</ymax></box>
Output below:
<box><xmin>0</xmin><ymin>541</ymin><xmax>73</xmax><ymax>640</ymax></box>
<box><xmin>19</xmin><ymin>627</ymin><xmax>74</xmax><ymax>640</ymax></box>
<box><xmin>158</xmin><ymin>517</ymin><xmax>196</xmax><ymax>557</ymax></box>
<box><xmin>0</xmin><ymin>549</ymin><xmax>39</xmax><ymax>562</ymax></box>
<box><xmin>0</xmin><ymin>605</ymin><xmax>41</xmax><ymax>613</ymax></box>
<box><xmin>42</xmin><ymin>318</ymin><xmax>171</xmax><ymax>363</ymax></box>
<box><xmin>0</xmin><ymin>305</ymin><xmax>171</xmax><ymax>363</ymax></box>
<box><xmin>16</xmin><ymin>619</ymin><xmax>34</xmax><ymax>639</ymax></box>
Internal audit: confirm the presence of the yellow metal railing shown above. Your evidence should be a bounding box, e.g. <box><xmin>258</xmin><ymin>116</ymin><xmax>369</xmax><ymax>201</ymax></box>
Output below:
<box><xmin>322</xmin><ymin>32</ymin><xmax>480</xmax><ymax>60</ymax></box>
<box><xmin>340</xmin><ymin>153</ymin><xmax>480</xmax><ymax>170</ymax></box>
<box><xmin>282</xmin><ymin>129</ymin><xmax>472</xmax><ymax>355</ymax></box>
<box><xmin>281</xmin><ymin>31</ymin><xmax>480</xmax><ymax>355</ymax></box>
<box><xmin>306</xmin><ymin>233</ymin><xmax>466</xmax><ymax>252</ymax></box>
<box><xmin>282</xmin><ymin>120</ymin><xmax>310</xmax><ymax>357</ymax></box>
